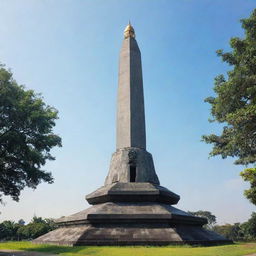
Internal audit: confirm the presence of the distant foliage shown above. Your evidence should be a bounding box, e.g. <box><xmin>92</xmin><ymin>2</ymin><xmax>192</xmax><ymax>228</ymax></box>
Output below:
<box><xmin>213</xmin><ymin>223</ymin><xmax>243</xmax><ymax>240</ymax></box>
<box><xmin>202</xmin><ymin>9</ymin><xmax>256</xmax><ymax>205</ymax></box>
<box><xmin>240</xmin><ymin>168</ymin><xmax>256</xmax><ymax>205</ymax></box>
<box><xmin>188</xmin><ymin>210</ymin><xmax>256</xmax><ymax>241</ymax></box>
<box><xmin>0</xmin><ymin>221</ymin><xmax>20</xmax><ymax>240</ymax></box>
<box><xmin>188</xmin><ymin>210</ymin><xmax>216</xmax><ymax>229</ymax></box>
<box><xmin>242</xmin><ymin>212</ymin><xmax>256</xmax><ymax>239</ymax></box>
<box><xmin>0</xmin><ymin>216</ymin><xmax>57</xmax><ymax>241</ymax></box>
<box><xmin>213</xmin><ymin>212</ymin><xmax>256</xmax><ymax>240</ymax></box>
<box><xmin>18</xmin><ymin>219</ymin><xmax>25</xmax><ymax>226</ymax></box>
<box><xmin>0</xmin><ymin>64</ymin><xmax>62</xmax><ymax>203</ymax></box>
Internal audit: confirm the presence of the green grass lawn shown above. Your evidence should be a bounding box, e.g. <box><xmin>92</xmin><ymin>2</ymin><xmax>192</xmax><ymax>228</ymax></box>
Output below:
<box><xmin>0</xmin><ymin>241</ymin><xmax>256</xmax><ymax>256</ymax></box>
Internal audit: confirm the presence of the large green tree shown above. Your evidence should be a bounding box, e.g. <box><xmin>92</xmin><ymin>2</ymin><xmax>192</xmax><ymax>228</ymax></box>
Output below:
<box><xmin>17</xmin><ymin>216</ymin><xmax>57</xmax><ymax>239</ymax></box>
<box><xmin>212</xmin><ymin>213</ymin><xmax>256</xmax><ymax>240</ymax></box>
<box><xmin>188</xmin><ymin>210</ymin><xmax>216</xmax><ymax>229</ymax></box>
<box><xmin>0</xmin><ymin>65</ymin><xmax>61</xmax><ymax>203</ymax></box>
<box><xmin>241</xmin><ymin>212</ymin><xmax>256</xmax><ymax>239</ymax></box>
<box><xmin>202</xmin><ymin>9</ymin><xmax>256</xmax><ymax>205</ymax></box>
<box><xmin>212</xmin><ymin>223</ymin><xmax>242</xmax><ymax>240</ymax></box>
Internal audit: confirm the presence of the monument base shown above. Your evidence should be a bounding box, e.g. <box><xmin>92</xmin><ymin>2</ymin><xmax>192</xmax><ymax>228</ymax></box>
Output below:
<box><xmin>34</xmin><ymin>201</ymin><xmax>231</xmax><ymax>246</ymax></box>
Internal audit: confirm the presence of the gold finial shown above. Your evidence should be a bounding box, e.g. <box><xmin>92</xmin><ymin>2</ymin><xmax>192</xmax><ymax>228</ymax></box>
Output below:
<box><xmin>124</xmin><ymin>21</ymin><xmax>135</xmax><ymax>39</ymax></box>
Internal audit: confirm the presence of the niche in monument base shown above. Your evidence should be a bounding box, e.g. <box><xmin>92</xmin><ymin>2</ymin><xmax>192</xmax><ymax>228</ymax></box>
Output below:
<box><xmin>34</xmin><ymin>24</ymin><xmax>232</xmax><ymax>246</ymax></box>
<box><xmin>129</xmin><ymin>165</ymin><xmax>136</xmax><ymax>182</ymax></box>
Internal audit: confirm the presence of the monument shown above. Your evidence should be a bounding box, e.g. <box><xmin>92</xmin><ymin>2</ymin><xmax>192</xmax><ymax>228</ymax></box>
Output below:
<box><xmin>34</xmin><ymin>24</ymin><xmax>230</xmax><ymax>245</ymax></box>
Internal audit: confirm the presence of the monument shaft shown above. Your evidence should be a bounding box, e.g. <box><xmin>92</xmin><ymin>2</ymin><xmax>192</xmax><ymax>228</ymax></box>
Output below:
<box><xmin>105</xmin><ymin>24</ymin><xmax>159</xmax><ymax>185</ymax></box>
<box><xmin>117</xmin><ymin>36</ymin><xmax>146</xmax><ymax>149</ymax></box>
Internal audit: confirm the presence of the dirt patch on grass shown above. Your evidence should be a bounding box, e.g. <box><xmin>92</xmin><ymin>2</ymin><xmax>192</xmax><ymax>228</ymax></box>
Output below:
<box><xmin>243</xmin><ymin>243</ymin><xmax>256</xmax><ymax>248</ymax></box>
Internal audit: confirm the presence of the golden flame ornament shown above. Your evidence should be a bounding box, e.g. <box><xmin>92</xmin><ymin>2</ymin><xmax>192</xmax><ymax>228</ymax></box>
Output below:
<box><xmin>124</xmin><ymin>22</ymin><xmax>135</xmax><ymax>39</ymax></box>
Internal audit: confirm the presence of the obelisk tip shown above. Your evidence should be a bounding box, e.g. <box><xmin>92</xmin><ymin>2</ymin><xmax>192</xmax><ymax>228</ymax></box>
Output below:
<box><xmin>124</xmin><ymin>22</ymin><xmax>135</xmax><ymax>39</ymax></box>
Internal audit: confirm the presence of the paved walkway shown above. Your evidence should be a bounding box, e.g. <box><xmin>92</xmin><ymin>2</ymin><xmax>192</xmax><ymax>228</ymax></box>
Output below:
<box><xmin>0</xmin><ymin>250</ymin><xmax>57</xmax><ymax>256</ymax></box>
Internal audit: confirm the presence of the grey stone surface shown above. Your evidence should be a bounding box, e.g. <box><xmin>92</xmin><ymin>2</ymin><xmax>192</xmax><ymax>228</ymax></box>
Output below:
<box><xmin>34</xmin><ymin>202</ymin><xmax>230</xmax><ymax>245</ymax></box>
<box><xmin>117</xmin><ymin>37</ymin><xmax>146</xmax><ymax>150</ymax></box>
<box><xmin>105</xmin><ymin>148</ymin><xmax>159</xmax><ymax>185</ymax></box>
<box><xmin>55</xmin><ymin>202</ymin><xmax>201</xmax><ymax>224</ymax></box>
<box><xmin>86</xmin><ymin>182</ymin><xmax>180</xmax><ymax>205</ymax></box>
<box><xmin>34</xmin><ymin>222</ymin><xmax>229</xmax><ymax>246</ymax></box>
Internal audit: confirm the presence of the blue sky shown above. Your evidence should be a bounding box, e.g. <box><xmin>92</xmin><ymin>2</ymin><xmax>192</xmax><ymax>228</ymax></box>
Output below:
<box><xmin>0</xmin><ymin>0</ymin><xmax>255</xmax><ymax>224</ymax></box>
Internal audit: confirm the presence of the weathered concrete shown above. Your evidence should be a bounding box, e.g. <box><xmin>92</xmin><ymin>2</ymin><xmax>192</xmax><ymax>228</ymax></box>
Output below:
<box><xmin>34</xmin><ymin>224</ymin><xmax>230</xmax><ymax>246</ymax></box>
<box><xmin>117</xmin><ymin>36</ymin><xmax>146</xmax><ymax>150</ymax></box>
<box><xmin>34</xmin><ymin>202</ymin><xmax>229</xmax><ymax>246</ymax></box>
<box><xmin>54</xmin><ymin>202</ymin><xmax>206</xmax><ymax>224</ymax></box>
<box><xmin>105</xmin><ymin>147</ymin><xmax>159</xmax><ymax>185</ymax></box>
<box><xmin>86</xmin><ymin>182</ymin><xmax>180</xmax><ymax>205</ymax></box>
<box><xmin>34</xmin><ymin>201</ymin><xmax>230</xmax><ymax>245</ymax></box>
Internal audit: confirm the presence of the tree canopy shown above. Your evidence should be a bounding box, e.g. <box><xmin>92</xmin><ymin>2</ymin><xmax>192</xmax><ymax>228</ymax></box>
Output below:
<box><xmin>0</xmin><ymin>216</ymin><xmax>57</xmax><ymax>241</ymax></box>
<box><xmin>213</xmin><ymin>212</ymin><xmax>256</xmax><ymax>240</ymax></box>
<box><xmin>0</xmin><ymin>65</ymin><xmax>61</xmax><ymax>203</ymax></box>
<box><xmin>240</xmin><ymin>168</ymin><xmax>256</xmax><ymax>205</ymax></box>
<box><xmin>188</xmin><ymin>210</ymin><xmax>216</xmax><ymax>229</ymax></box>
<box><xmin>202</xmin><ymin>9</ymin><xmax>256</xmax><ymax>205</ymax></box>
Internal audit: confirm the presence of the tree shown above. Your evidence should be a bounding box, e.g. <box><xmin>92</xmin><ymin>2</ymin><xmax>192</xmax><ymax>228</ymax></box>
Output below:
<box><xmin>202</xmin><ymin>9</ymin><xmax>256</xmax><ymax>205</ymax></box>
<box><xmin>240</xmin><ymin>168</ymin><xmax>256</xmax><ymax>205</ymax></box>
<box><xmin>0</xmin><ymin>64</ymin><xmax>61</xmax><ymax>203</ymax></box>
<box><xmin>18</xmin><ymin>219</ymin><xmax>25</xmax><ymax>225</ymax></box>
<box><xmin>0</xmin><ymin>221</ymin><xmax>19</xmax><ymax>240</ymax></box>
<box><xmin>212</xmin><ymin>213</ymin><xmax>256</xmax><ymax>241</ymax></box>
<box><xmin>242</xmin><ymin>212</ymin><xmax>256</xmax><ymax>239</ymax></box>
<box><xmin>31</xmin><ymin>216</ymin><xmax>44</xmax><ymax>224</ymax></box>
<box><xmin>17</xmin><ymin>216</ymin><xmax>57</xmax><ymax>240</ymax></box>
<box><xmin>188</xmin><ymin>210</ymin><xmax>216</xmax><ymax>229</ymax></box>
<box><xmin>212</xmin><ymin>223</ymin><xmax>243</xmax><ymax>240</ymax></box>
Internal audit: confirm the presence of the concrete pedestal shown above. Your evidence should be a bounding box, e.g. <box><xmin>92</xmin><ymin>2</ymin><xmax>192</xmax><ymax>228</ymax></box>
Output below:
<box><xmin>34</xmin><ymin>200</ymin><xmax>230</xmax><ymax>245</ymax></box>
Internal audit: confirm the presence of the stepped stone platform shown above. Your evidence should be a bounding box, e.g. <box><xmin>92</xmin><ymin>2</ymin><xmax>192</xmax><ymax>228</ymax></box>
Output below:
<box><xmin>34</xmin><ymin>185</ymin><xmax>230</xmax><ymax>246</ymax></box>
<box><xmin>86</xmin><ymin>182</ymin><xmax>180</xmax><ymax>204</ymax></box>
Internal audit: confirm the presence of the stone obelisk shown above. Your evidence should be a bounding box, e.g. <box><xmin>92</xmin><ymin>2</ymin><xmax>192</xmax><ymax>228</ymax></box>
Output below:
<box><xmin>104</xmin><ymin>24</ymin><xmax>160</xmax><ymax>186</ymax></box>
<box><xmin>117</xmin><ymin>23</ymin><xmax>146</xmax><ymax>150</ymax></box>
<box><xmin>34</xmin><ymin>24</ymin><xmax>230</xmax><ymax>246</ymax></box>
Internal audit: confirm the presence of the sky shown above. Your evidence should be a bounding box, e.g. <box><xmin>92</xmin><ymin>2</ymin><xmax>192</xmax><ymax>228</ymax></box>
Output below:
<box><xmin>0</xmin><ymin>0</ymin><xmax>255</xmax><ymax>225</ymax></box>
